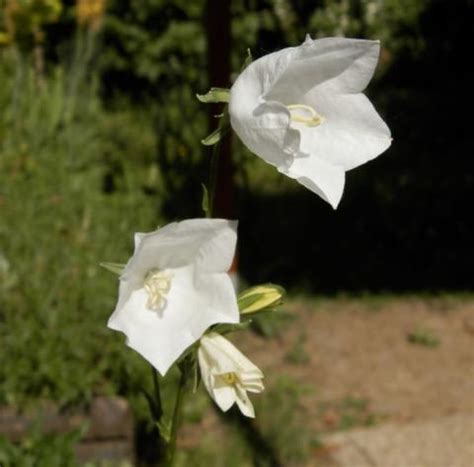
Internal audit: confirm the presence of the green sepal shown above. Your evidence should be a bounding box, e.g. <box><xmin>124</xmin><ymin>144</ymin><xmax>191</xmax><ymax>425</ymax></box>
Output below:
<box><xmin>99</xmin><ymin>262</ymin><xmax>126</xmax><ymax>275</ymax></box>
<box><xmin>238</xmin><ymin>283</ymin><xmax>285</xmax><ymax>315</ymax></box>
<box><xmin>196</xmin><ymin>87</ymin><xmax>230</xmax><ymax>104</ymax></box>
<box><xmin>201</xmin><ymin>124</ymin><xmax>230</xmax><ymax>146</ymax></box>
<box><xmin>156</xmin><ymin>420</ymin><xmax>171</xmax><ymax>444</ymax></box>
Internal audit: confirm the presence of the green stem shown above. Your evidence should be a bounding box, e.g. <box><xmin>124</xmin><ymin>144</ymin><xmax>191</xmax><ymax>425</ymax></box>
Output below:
<box><xmin>151</xmin><ymin>365</ymin><xmax>163</xmax><ymax>421</ymax></box>
<box><xmin>165</xmin><ymin>367</ymin><xmax>188</xmax><ymax>466</ymax></box>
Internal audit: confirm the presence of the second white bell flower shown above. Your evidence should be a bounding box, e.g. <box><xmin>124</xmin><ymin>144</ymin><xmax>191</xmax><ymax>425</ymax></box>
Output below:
<box><xmin>198</xmin><ymin>332</ymin><xmax>264</xmax><ymax>418</ymax></box>
<box><xmin>107</xmin><ymin>219</ymin><xmax>239</xmax><ymax>376</ymax></box>
<box><xmin>229</xmin><ymin>36</ymin><xmax>392</xmax><ymax>209</ymax></box>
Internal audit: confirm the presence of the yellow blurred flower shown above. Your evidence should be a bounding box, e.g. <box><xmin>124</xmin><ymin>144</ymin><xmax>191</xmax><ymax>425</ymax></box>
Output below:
<box><xmin>75</xmin><ymin>0</ymin><xmax>106</xmax><ymax>30</ymax></box>
<box><xmin>0</xmin><ymin>32</ymin><xmax>11</xmax><ymax>46</ymax></box>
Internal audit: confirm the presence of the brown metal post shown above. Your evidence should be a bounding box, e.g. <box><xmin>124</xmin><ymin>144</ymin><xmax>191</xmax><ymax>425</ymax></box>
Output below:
<box><xmin>205</xmin><ymin>0</ymin><xmax>233</xmax><ymax>218</ymax></box>
<box><xmin>205</xmin><ymin>0</ymin><xmax>238</xmax><ymax>277</ymax></box>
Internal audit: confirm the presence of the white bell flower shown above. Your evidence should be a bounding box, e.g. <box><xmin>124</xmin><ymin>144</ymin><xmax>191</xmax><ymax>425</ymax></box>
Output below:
<box><xmin>107</xmin><ymin>219</ymin><xmax>239</xmax><ymax>376</ymax></box>
<box><xmin>198</xmin><ymin>332</ymin><xmax>264</xmax><ymax>418</ymax></box>
<box><xmin>229</xmin><ymin>36</ymin><xmax>392</xmax><ymax>209</ymax></box>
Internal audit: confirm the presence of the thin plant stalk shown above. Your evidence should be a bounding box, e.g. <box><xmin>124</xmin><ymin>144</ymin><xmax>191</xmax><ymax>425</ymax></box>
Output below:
<box><xmin>151</xmin><ymin>366</ymin><xmax>163</xmax><ymax>421</ymax></box>
<box><xmin>165</xmin><ymin>367</ymin><xmax>188</xmax><ymax>466</ymax></box>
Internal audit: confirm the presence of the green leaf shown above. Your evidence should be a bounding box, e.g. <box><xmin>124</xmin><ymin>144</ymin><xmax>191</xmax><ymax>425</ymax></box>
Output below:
<box><xmin>156</xmin><ymin>420</ymin><xmax>171</xmax><ymax>443</ymax></box>
<box><xmin>201</xmin><ymin>183</ymin><xmax>210</xmax><ymax>217</ymax></box>
<box><xmin>196</xmin><ymin>87</ymin><xmax>230</xmax><ymax>104</ymax></box>
<box><xmin>201</xmin><ymin>125</ymin><xmax>229</xmax><ymax>146</ymax></box>
<box><xmin>99</xmin><ymin>262</ymin><xmax>126</xmax><ymax>275</ymax></box>
<box><xmin>238</xmin><ymin>283</ymin><xmax>285</xmax><ymax>315</ymax></box>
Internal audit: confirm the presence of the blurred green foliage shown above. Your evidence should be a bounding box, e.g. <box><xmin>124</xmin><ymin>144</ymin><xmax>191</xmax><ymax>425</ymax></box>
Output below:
<box><xmin>0</xmin><ymin>0</ymin><xmax>62</xmax><ymax>51</ymax></box>
<box><xmin>254</xmin><ymin>377</ymin><xmax>317</xmax><ymax>464</ymax></box>
<box><xmin>0</xmin><ymin>38</ymin><xmax>162</xmax><ymax>408</ymax></box>
<box><xmin>0</xmin><ymin>428</ymin><xmax>80</xmax><ymax>467</ymax></box>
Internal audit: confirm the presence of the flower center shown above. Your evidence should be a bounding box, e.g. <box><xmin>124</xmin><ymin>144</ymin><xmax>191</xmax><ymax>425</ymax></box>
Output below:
<box><xmin>144</xmin><ymin>268</ymin><xmax>172</xmax><ymax>311</ymax></box>
<box><xmin>287</xmin><ymin>104</ymin><xmax>324</xmax><ymax>127</ymax></box>
<box><xmin>220</xmin><ymin>372</ymin><xmax>238</xmax><ymax>385</ymax></box>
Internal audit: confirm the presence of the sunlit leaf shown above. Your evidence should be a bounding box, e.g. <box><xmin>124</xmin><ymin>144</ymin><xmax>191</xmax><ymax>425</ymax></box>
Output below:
<box><xmin>196</xmin><ymin>87</ymin><xmax>230</xmax><ymax>104</ymax></box>
<box><xmin>201</xmin><ymin>125</ymin><xmax>229</xmax><ymax>146</ymax></box>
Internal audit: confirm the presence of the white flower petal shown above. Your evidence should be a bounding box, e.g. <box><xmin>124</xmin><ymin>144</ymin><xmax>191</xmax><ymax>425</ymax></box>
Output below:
<box><xmin>212</xmin><ymin>384</ymin><xmax>236</xmax><ymax>412</ymax></box>
<box><xmin>230</xmin><ymin>46</ymin><xmax>298</xmax><ymax>109</ymax></box>
<box><xmin>198</xmin><ymin>333</ymin><xmax>240</xmax><ymax>375</ymax></box>
<box><xmin>198</xmin><ymin>333</ymin><xmax>264</xmax><ymax>418</ymax></box>
<box><xmin>229</xmin><ymin>36</ymin><xmax>391</xmax><ymax>208</ymax></box>
<box><xmin>234</xmin><ymin>384</ymin><xmax>256</xmax><ymax>418</ymax></box>
<box><xmin>238</xmin><ymin>374</ymin><xmax>265</xmax><ymax>393</ymax></box>
<box><xmin>134</xmin><ymin>232</ymin><xmax>146</xmax><ymax>250</ymax></box>
<box><xmin>230</xmin><ymin>100</ymin><xmax>298</xmax><ymax>170</ymax></box>
<box><xmin>197</xmin><ymin>345</ymin><xmax>214</xmax><ymax>393</ymax></box>
<box><xmin>109</xmin><ymin>266</ymin><xmax>238</xmax><ymax>374</ymax></box>
<box><xmin>201</xmin><ymin>333</ymin><xmax>263</xmax><ymax>376</ymax></box>
<box><xmin>267</xmin><ymin>38</ymin><xmax>381</xmax><ymax>102</ymax></box>
<box><xmin>108</xmin><ymin>219</ymin><xmax>240</xmax><ymax>376</ymax></box>
<box><xmin>122</xmin><ymin>219</ymin><xmax>238</xmax><ymax>280</ymax></box>
<box><xmin>282</xmin><ymin>154</ymin><xmax>345</xmax><ymax>209</ymax></box>
<box><xmin>299</xmin><ymin>92</ymin><xmax>391</xmax><ymax>170</ymax></box>
<box><xmin>198</xmin><ymin>346</ymin><xmax>238</xmax><ymax>412</ymax></box>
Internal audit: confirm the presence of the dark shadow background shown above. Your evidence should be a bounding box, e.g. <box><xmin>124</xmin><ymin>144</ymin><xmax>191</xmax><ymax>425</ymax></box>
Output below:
<box><xmin>238</xmin><ymin>0</ymin><xmax>473</xmax><ymax>292</ymax></box>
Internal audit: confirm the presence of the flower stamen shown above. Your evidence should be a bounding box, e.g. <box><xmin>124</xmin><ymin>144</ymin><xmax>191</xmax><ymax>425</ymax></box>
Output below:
<box><xmin>144</xmin><ymin>269</ymin><xmax>172</xmax><ymax>311</ymax></box>
<box><xmin>287</xmin><ymin>104</ymin><xmax>324</xmax><ymax>127</ymax></box>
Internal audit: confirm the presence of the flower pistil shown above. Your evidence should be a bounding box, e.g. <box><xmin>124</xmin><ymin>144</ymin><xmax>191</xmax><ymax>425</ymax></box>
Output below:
<box><xmin>287</xmin><ymin>104</ymin><xmax>325</xmax><ymax>127</ymax></box>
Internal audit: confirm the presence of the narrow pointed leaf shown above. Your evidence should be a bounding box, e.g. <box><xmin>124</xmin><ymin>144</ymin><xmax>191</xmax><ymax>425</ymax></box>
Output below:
<box><xmin>201</xmin><ymin>125</ymin><xmax>229</xmax><ymax>146</ymax></box>
<box><xmin>196</xmin><ymin>87</ymin><xmax>230</xmax><ymax>104</ymax></box>
<box><xmin>201</xmin><ymin>183</ymin><xmax>210</xmax><ymax>217</ymax></box>
<box><xmin>99</xmin><ymin>262</ymin><xmax>126</xmax><ymax>275</ymax></box>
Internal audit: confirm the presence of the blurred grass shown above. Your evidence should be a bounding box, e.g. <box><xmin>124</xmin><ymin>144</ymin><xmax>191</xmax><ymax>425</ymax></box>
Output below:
<box><xmin>0</xmin><ymin>48</ymin><xmax>162</xmax><ymax>409</ymax></box>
